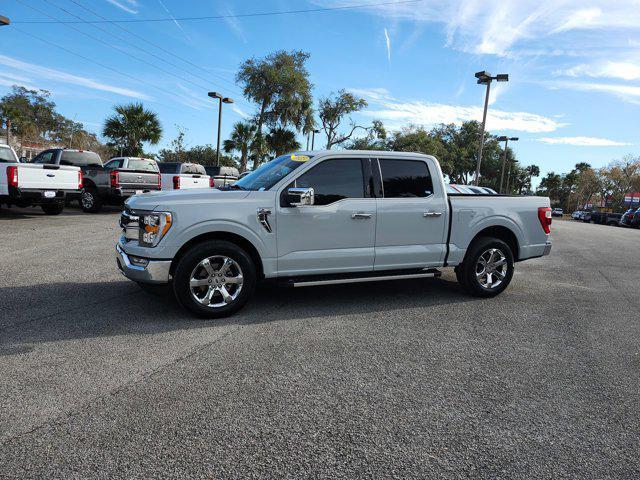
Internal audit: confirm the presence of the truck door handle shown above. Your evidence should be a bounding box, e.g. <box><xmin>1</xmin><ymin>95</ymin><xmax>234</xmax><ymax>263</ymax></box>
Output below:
<box><xmin>351</xmin><ymin>212</ymin><xmax>373</xmax><ymax>219</ymax></box>
<box><xmin>423</xmin><ymin>212</ymin><xmax>443</xmax><ymax>218</ymax></box>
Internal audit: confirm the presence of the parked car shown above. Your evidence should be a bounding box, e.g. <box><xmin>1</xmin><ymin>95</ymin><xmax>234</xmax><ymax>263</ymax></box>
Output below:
<box><xmin>552</xmin><ymin>208</ymin><xmax>563</xmax><ymax>217</ymax></box>
<box><xmin>619</xmin><ymin>208</ymin><xmax>636</xmax><ymax>227</ymax></box>
<box><xmin>117</xmin><ymin>150</ymin><xmax>552</xmax><ymax>319</ymax></box>
<box><xmin>158</xmin><ymin>162</ymin><xmax>211</xmax><ymax>190</ymax></box>
<box><xmin>449</xmin><ymin>184</ymin><xmax>498</xmax><ymax>195</ymax></box>
<box><xmin>1</xmin><ymin>144</ymin><xmax>82</xmax><ymax>215</ymax></box>
<box><xmin>581</xmin><ymin>210</ymin><xmax>594</xmax><ymax>222</ymax></box>
<box><xmin>31</xmin><ymin>150</ymin><xmax>161</xmax><ymax>213</ymax></box>
<box><xmin>204</xmin><ymin>166</ymin><xmax>239</xmax><ymax>188</ymax></box>
<box><xmin>621</xmin><ymin>207</ymin><xmax>640</xmax><ymax>228</ymax></box>
<box><xmin>238</xmin><ymin>171</ymin><xmax>252</xmax><ymax>180</ymax></box>
<box><xmin>631</xmin><ymin>208</ymin><xmax>640</xmax><ymax>228</ymax></box>
<box><xmin>589</xmin><ymin>211</ymin><xmax>622</xmax><ymax>226</ymax></box>
<box><xmin>571</xmin><ymin>210</ymin><xmax>582</xmax><ymax>219</ymax></box>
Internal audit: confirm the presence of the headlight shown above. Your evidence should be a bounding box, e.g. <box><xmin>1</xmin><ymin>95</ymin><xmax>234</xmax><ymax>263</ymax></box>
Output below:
<box><xmin>139</xmin><ymin>211</ymin><xmax>172</xmax><ymax>247</ymax></box>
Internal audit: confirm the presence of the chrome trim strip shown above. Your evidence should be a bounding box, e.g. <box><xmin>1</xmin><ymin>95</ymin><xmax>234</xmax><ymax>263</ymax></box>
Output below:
<box><xmin>292</xmin><ymin>272</ymin><xmax>438</xmax><ymax>287</ymax></box>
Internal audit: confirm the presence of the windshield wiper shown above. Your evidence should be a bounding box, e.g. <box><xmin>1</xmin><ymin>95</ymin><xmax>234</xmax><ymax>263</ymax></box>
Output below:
<box><xmin>228</xmin><ymin>184</ymin><xmax>247</xmax><ymax>190</ymax></box>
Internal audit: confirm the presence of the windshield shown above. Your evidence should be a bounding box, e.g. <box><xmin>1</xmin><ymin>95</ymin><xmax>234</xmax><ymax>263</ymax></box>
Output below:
<box><xmin>233</xmin><ymin>154</ymin><xmax>312</xmax><ymax>191</ymax></box>
<box><xmin>0</xmin><ymin>147</ymin><xmax>18</xmax><ymax>163</ymax></box>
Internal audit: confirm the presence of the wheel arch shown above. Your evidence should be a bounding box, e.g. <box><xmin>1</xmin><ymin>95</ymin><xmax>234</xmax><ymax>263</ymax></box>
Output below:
<box><xmin>469</xmin><ymin>225</ymin><xmax>520</xmax><ymax>262</ymax></box>
<box><xmin>170</xmin><ymin>231</ymin><xmax>264</xmax><ymax>280</ymax></box>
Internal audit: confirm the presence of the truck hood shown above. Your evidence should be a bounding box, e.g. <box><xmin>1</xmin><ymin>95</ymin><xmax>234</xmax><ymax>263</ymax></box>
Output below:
<box><xmin>125</xmin><ymin>188</ymin><xmax>251</xmax><ymax>211</ymax></box>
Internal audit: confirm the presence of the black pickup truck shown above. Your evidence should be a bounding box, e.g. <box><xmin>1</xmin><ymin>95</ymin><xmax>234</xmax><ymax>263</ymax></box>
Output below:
<box><xmin>31</xmin><ymin>149</ymin><xmax>161</xmax><ymax>212</ymax></box>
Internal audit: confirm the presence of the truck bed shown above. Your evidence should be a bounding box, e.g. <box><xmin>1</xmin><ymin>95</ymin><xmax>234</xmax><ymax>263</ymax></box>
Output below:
<box><xmin>446</xmin><ymin>194</ymin><xmax>552</xmax><ymax>266</ymax></box>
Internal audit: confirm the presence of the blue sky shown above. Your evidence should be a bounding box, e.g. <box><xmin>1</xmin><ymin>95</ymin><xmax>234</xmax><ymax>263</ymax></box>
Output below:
<box><xmin>2</xmin><ymin>0</ymin><xmax>640</xmax><ymax>184</ymax></box>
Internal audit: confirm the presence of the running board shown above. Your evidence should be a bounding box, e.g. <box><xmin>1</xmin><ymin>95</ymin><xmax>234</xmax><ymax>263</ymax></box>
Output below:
<box><xmin>290</xmin><ymin>270</ymin><xmax>441</xmax><ymax>288</ymax></box>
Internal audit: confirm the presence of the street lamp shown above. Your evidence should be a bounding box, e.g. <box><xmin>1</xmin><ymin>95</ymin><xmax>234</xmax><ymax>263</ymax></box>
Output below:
<box><xmin>311</xmin><ymin>129</ymin><xmax>320</xmax><ymax>150</ymax></box>
<box><xmin>208</xmin><ymin>91</ymin><xmax>234</xmax><ymax>166</ymax></box>
<box><xmin>497</xmin><ymin>136</ymin><xmax>518</xmax><ymax>194</ymax></box>
<box><xmin>0</xmin><ymin>16</ymin><xmax>10</xmax><ymax>26</ymax></box>
<box><xmin>473</xmin><ymin>70</ymin><xmax>509</xmax><ymax>186</ymax></box>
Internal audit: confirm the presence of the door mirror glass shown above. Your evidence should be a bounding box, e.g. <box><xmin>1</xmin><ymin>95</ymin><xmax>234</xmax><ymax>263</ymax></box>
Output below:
<box><xmin>287</xmin><ymin>187</ymin><xmax>314</xmax><ymax>206</ymax></box>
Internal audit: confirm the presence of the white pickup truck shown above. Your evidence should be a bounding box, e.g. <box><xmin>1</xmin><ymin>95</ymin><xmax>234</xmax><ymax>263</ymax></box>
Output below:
<box><xmin>117</xmin><ymin>151</ymin><xmax>552</xmax><ymax>319</ymax></box>
<box><xmin>0</xmin><ymin>144</ymin><xmax>82</xmax><ymax>215</ymax></box>
<box><xmin>158</xmin><ymin>162</ymin><xmax>211</xmax><ymax>191</ymax></box>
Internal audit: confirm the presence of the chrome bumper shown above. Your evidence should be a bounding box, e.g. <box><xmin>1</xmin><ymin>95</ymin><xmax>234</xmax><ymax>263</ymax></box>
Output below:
<box><xmin>115</xmin><ymin>243</ymin><xmax>171</xmax><ymax>284</ymax></box>
<box><xmin>542</xmin><ymin>241</ymin><xmax>552</xmax><ymax>256</ymax></box>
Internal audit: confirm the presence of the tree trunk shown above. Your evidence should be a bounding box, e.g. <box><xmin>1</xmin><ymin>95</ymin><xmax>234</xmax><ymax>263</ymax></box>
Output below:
<box><xmin>240</xmin><ymin>146</ymin><xmax>248</xmax><ymax>173</ymax></box>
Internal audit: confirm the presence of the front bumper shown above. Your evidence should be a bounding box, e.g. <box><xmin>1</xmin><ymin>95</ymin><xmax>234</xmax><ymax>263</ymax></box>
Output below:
<box><xmin>115</xmin><ymin>243</ymin><xmax>171</xmax><ymax>284</ymax></box>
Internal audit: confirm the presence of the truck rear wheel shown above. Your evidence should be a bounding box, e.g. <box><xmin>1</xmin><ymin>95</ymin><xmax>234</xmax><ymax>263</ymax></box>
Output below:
<box><xmin>41</xmin><ymin>202</ymin><xmax>64</xmax><ymax>215</ymax></box>
<box><xmin>172</xmin><ymin>240</ymin><xmax>257</xmax><ymax>319</ymax></box>
<box><xmin>458</xmin><ymin>236</ymin><xmax>514</xmax><ymax>297</ymax></box>
<box><xmin>81</xmin><ymin>186</ymin><xmax>102</xmax><ymax>213</ymax></box>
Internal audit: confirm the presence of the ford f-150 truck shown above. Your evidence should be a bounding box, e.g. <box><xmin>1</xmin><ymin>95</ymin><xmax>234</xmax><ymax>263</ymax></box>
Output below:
<box><xmin>32</xmin><ymin>149</ymin><xmax>161</xmax><ymax>213</ymax></box>
<box><xmin>116</xmin><ymin>151</ymin><xmax>552</xmax><ymax>319</ymax></box>
<box><xmin>159</xmin><ymin>162</ymin><xmax>211</xmax><ymax>191</ymax></box>
<box><xmin>1</xmin><ymin>144</ymin><xmax>82</xmax><ymax>214</ymax></box>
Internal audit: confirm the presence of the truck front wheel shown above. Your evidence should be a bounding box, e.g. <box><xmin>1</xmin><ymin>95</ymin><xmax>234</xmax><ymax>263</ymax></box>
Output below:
<box><xmin>172</xmin><ymin>240</ymin><xmax>257</xmax><ymax>319</ymax></box>
<box><xmin>458</xmin><ymin>237</ymin><xmax>514</xmax><ymax>297</ymax></box>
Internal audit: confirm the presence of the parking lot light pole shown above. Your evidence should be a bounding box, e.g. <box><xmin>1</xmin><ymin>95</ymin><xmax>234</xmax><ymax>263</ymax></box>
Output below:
<box><xmin>311</xmin><ymin>129</ymin><xmax>320</xmax><ymax>150</ymax></box>
<box><xmin>473</xmin><ymin>71</ymin><xmax>509</xmax><ymax>186</ymax></box>
<box><xmin>208</xmin><ymin>92</ymin><xmax>234</xmax><ymax>166</ymax></box>
<box><xmin>497</xmin><ymin>136</ymin><xmax>518</xmax><ymax>194</ymax></box>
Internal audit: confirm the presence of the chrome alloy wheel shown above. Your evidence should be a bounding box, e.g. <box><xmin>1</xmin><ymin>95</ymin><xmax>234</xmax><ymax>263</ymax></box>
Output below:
<box><xmin>475</xmin><ymin>248</ymin><xmax>508</xmax><ymax>289</ymax></box>
<box><xmin>81</xmin><ymin>190</ymin><xmax>94</xmax><ymax>209</ymax></box>
<box><xmin>189</xmin><ymin>256</ymin><xmax>244</xmax><ymax>308</ymax></box>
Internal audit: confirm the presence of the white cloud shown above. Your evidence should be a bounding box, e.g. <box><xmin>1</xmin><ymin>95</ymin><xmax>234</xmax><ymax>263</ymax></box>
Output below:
<box><xmin>223</xmin><ymin>5</ymin><xmax>248</xmax><ymax>43</ymax></box>
<box><xmin>0</xmin><ymin>54</ymin><xmax>149</xmax><ymax>100</ymax></box>
<box><xmin>314</xmin><ymin>1</ymin><xmax>640</xmax><ymax>56</ymax></box>
<box><xmin>352</xmin><ymin>86</ymin><xmax>564</xmax><ymax>133</ymax></box>
<box><xmin>106</xmin><ymin>0</ymin><xmax>138</xmax><ymax>14</ymax></box>
<box><xmin>538</xmin><ymin>136</ymin><xmax>632</xmax><ymax>146</ymax></box>
<box><xmin>548</xmin><ymin>80</ymin><xmax>640</xmax><ymax>104</ymax></box>
<box><xmin>384</xmin><ymin>28</ymin><xmax>391</xmax><ymax>64</ymax></box>
<box><xmin>556</xmin><ymin>62</ymin><xmax>640</xmax><ymax>81</ymax></box>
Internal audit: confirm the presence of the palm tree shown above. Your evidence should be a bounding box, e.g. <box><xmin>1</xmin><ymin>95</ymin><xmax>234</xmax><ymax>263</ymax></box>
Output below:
<box><xmin>103</xmin><ymin>103</ymin><xmax>162</xmax><ymax>156</ymax></box>
<box><xmin>223</xmin><ymin>121</ymin><xmax>255</xmax><ymax>172</ymax></box>
<box><xmin>266</xmin><ymin>127</ymin><xmax>301</xmax><ymax>158</ymax></box>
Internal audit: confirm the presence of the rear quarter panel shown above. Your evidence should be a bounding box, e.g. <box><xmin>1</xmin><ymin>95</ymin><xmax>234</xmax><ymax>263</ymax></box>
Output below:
<box><xmin>448</xmin><ymin>195</ymin><xmax>551</xmax><ymax>265</ymax></box>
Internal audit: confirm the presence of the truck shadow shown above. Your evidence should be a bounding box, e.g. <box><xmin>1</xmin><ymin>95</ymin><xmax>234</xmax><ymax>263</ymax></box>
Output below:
<box><xmin>0</xmin><ymin>274</ymin><xmax>477</xmax><ymax>352</ymax></box>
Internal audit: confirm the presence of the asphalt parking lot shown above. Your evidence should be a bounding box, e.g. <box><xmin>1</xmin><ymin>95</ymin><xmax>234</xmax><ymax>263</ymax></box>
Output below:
<box><xmin>1</xmin><ymin>207</ymin><xmax>639</xmax><ymax>479</ymax></box>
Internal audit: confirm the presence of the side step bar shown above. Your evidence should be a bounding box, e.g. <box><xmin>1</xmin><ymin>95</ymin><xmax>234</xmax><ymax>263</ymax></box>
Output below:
<box><xmin>289</xmin><ymin>269</ymin><xmax>442</xmax><ymax>288</ymax></box>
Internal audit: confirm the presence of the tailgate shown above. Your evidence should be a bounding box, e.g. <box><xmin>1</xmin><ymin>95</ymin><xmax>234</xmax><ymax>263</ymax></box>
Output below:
<box><xmin>16</xmin><ymin>165</ymin><xmax>80</xmax><ymax>191</ymax></box>
<box><xmin>117</xmin><ymin>170</ymin><xmax>160</xmax><ymax>190</ymax></box>
<box><xmin>178</xmin><ymin>174</ymin><xmax>210</xmax><ymax>189</ymax></box>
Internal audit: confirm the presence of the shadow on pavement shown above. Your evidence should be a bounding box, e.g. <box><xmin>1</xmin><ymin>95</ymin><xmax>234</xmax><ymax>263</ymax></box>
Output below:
<box><xmin>0</xmin><ymin>274</ymin><xmax>476</xmax><ymax>351</ymax></box>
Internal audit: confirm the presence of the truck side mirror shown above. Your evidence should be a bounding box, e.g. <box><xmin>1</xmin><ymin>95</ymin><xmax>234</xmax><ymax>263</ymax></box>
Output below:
<box><xmin>287</xmin><ymin>187</ymin><xmax>314</xmax><ymax>206</ymax></box>
<box><xmin>19</xmin><ymin>156</ymin><xmax>27</xmax><ymax>163</ymax></box>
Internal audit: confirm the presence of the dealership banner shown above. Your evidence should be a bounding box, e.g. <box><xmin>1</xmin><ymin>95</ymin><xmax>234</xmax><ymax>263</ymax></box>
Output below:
<box><xmin>625</xmin><ymin>193</ymin><xmax>640</xmax><ymax>205</ymax></box>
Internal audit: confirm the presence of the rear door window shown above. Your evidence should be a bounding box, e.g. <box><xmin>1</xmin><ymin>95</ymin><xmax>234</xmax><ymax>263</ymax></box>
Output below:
<box><xmin>0</xmin><ymin>147</ymin><xmax>18</xmax><ymax>163</ymax></box>
<box><xmin>379</xmin><ymin>159</ymin><xmax>433</xmax><ymax>198</ymax></box>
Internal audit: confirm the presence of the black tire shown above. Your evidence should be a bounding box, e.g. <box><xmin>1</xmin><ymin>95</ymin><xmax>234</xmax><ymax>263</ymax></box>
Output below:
<box><xmin>458</xmin><ymin>236</ymin><xmax>514</xmax><ymax>297</ymax></box>
<box><xmin>80</xmin><ymin>186</ymin><xmax>102</xmax><ymax>213</ymax></box>
<box><xmin>172</xmin><ymin>240</ymin><xmax>257</xmax><ymax>319</ymax></box>
<box><xmin>41</xmin><ymin>202</ymin><xmax>64</xmax><ymax>215</ymax></box>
